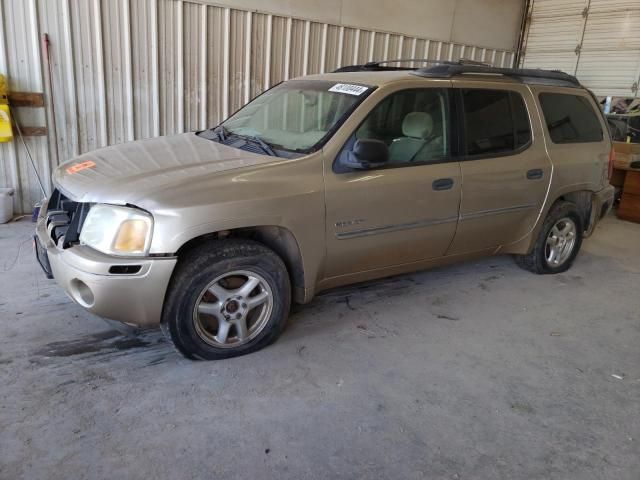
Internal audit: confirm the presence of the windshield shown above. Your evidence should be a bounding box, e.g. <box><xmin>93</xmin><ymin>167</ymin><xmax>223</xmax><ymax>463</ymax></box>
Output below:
<box><xmin>220</xmin><ymin>80</ymin><xmax>373</xmax><ymax>153</ymax></box>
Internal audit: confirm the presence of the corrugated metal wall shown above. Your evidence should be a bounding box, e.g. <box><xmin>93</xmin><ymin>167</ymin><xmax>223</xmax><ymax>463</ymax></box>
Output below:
<box><xmin>0</xmin><ymin>0</ymin><xmax>516</xmax><ymax>214</ymax></box>
<box><xmin>521</xmin><ymin>0</ymin><xmax>640</xmax><ymax>98</ymax></box>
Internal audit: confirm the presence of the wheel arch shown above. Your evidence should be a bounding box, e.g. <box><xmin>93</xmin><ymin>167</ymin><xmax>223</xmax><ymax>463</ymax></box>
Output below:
<box><xmin>503</xmin><ymin>188</ymin><xmax>596</xmax><ymax>255</ymax></box>
<box><xmin>550</xmin><ymin>190</ymin><xmax>594</xmax><ymax>234</ymax></box>
<box><xmin>175</xmin><ymin>225</ymin><xmax>307</xmax><ymax>304</ymax></box>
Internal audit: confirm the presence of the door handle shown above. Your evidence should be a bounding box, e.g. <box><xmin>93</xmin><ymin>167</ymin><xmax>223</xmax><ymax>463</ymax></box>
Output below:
<box><xmin>526</xmin><ymin>168</ymin><xmax>544</xmax><ymax>180</ymax></box>
<box><xmin>432</xmin><ymin>178</ymin><xmax>454</xmax><ymax>191</ymax></box>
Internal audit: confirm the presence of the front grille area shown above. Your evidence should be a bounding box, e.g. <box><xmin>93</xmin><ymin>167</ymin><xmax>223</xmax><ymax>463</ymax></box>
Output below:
<box><xmin>45</xmin><ymin>189</ymin><xmax>90</xmax><ymax>248</ymax></box>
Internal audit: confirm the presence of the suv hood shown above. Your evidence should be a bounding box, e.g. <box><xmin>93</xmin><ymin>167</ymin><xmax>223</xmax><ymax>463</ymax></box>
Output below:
<box><xmin>53</xmin><ymin>133</ymin><xmax>275</xmax><ymax>205</ymax></box>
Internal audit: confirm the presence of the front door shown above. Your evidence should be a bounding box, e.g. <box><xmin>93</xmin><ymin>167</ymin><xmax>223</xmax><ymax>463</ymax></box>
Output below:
<box><xmin>323</xmin><ymin>87</ymin><xmax>461</xmax><ymax>278</ymax></box>
<box><xmin>447</xmin><ymin>85</ymin><xmax>552</xmax><ymax>255</ymax></box>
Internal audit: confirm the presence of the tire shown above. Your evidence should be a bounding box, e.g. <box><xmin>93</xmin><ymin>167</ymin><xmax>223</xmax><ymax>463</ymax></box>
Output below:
<box><xmin>514</xmin><ymin>201</ymin><xmax>583</xmax><ymax>274</ymax></box>
<box><xmin>161</xmin><ymin>239</ymin><xmax>291</xmax><ymax>360</ymax></box>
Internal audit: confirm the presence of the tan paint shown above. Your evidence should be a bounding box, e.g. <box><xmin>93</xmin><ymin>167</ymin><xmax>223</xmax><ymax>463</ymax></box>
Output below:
<box><xmin>446</xmin><ymin>79</ymin><xmax>553</xmax><ymax>255</ymax></box>
<box><xmin>43</xmin><ymin>70</ymin><xmax>614</xmax><ymax>326</ymax></box>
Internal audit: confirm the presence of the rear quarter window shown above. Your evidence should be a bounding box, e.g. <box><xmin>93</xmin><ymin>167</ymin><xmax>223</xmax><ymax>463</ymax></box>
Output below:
<box><xmin>539</xmin><ymin>93</ymin><xmax>603</xmax><ymax>144</ymax></box>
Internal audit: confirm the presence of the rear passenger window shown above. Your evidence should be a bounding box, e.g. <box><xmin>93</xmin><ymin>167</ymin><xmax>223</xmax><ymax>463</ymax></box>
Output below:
<box><xmin>462</xmin><ymin>89</ymin><xmax>531</xmax><ymax>157</ymax></box>
<box><xmin>539</xmin><ymin>93</ymin><xmax>603</xmax><ymax>143</ymax></box>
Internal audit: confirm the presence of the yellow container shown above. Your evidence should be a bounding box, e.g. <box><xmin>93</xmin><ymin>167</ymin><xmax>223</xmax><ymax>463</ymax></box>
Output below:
<box><xmin>0</xmin><ymin>73</ymin><xmax>7</xmax><ymax>103</ymax></box>
<box><xmin>0</xmin><ymin>104</ymin><xmax>12</xmax><ymax>143</ymax></box>
<box><xmin>0</xmin><ymin>74</ymin><xmax>12</xmax><ymax>142</ymax></box>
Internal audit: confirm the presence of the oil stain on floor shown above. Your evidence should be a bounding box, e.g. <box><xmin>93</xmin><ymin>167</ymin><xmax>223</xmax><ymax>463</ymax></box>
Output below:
<box><xmin>30</xmin><ymin>329</ymin><xmax>173</xmax><ymax>367</ymax></box>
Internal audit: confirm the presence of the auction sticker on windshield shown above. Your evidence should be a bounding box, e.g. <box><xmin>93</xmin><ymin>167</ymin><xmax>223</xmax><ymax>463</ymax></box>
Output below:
<box><xmin>328</xmin><ymin>83</ymin><xmax>369</xmax><ymax>96</ymax></box>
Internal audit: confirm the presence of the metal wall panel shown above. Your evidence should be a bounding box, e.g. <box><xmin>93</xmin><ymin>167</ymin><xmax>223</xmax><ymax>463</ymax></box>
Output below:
<box><xmin>102</xmin><ymin>0</ymin><xmax>131</xmax><ymax>146</ymax></box>
<box><xmin>521</xmin><ymin>0</ymin><xmax>640</xmax><ymax>97</ymax></box>
<box><xmin>0</xmin><ymin>0</ymin><xmax>49</xmax><ymax>214</ymax></box>
<box><xmin>1</xmin><ymin>0</ymin><xmax>515</xmax><ymax>213</ymax></box>
<box><xmin>132</xmin><ymin>0</ymin><xmax>160</xmax><ymax>139</ymax></box>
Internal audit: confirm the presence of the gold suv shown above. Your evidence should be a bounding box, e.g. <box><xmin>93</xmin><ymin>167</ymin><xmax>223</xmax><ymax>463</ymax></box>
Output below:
<box><xmin>35</xmin><ymin>62</ymin><xmax>615</xmax><ymax>360</ymax></box>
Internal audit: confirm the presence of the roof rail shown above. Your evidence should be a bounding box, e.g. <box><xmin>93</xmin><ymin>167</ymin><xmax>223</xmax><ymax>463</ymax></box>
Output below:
<box><xmin>411</xmin><ymin>64</ymin><xmax>581</xmax><ymax>87</ymax></box>
<box><xmin>332</xmin><ymin>58</ymin><xmax>456</xmax><ymax>73</ymax></box>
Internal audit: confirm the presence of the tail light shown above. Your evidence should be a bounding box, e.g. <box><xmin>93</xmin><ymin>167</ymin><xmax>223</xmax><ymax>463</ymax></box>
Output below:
<box><xmin>608</xmin><ymin>147</ymin><xmax>615</xmax><ymax>180</ymax></box>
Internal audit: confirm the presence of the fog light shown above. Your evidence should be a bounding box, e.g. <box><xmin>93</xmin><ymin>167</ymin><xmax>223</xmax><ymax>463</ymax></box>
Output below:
<box><xmin>69</xmin><ymin>278</ymin><xmax>95</xmax><ymax>307</ymax></box>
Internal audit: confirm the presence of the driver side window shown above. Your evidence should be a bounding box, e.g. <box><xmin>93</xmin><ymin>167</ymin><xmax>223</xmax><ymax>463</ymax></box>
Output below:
<box><xmin>355</xmin><ymin>88</ymin><xmax>450</xmax><ymax>165</ymax></box>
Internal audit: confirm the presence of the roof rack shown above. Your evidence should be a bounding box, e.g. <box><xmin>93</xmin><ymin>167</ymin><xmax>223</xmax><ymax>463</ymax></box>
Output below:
<box><xmin>332</xmin><ymin>60</ymin><xmax>581</xmax><ymax>88</ymax></box>
<box><xmin>411</xmin><ymin>64</ymin><xmax>581</xmax><ymax>87</ymax></box>
<box><xmin>333</xmin><ymin>58</ymin><xmax>456</xmax><ymax>73</ymax></box>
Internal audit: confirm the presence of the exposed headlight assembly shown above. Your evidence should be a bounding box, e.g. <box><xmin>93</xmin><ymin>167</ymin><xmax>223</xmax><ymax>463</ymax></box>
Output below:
<box><xmin>79</xmin><ymin>204</ymin><xmax>153</xmax><ymax>256</ymax></box>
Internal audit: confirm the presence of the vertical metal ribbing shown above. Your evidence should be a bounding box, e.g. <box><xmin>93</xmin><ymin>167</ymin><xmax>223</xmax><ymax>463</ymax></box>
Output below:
<box><xmin>410</xmin><ymin>38</ymin><xmax>417</xmax><ymax>67</ymax></box>
<box><xmin>200</xmin><ymin>3</ymin><xmax>208</xmax><ymax>128</ymax></box>
<box><xmin>121</xmin><ymin>0</ymin><xmax>134</xmax><ymax>141</ymax></box>
<box><xmin>319</xmin><ymin>23</ymin><xmax>327</xmax><ymax>73</ymax></box>
<box><xmin>62</xmin><ymin>0</ymin><xmax>80</xmax><ymax>156</ymax></box>
<box><xmin>368</xmin><ymin>31</ymin><xmax>376</xmax><ymax>62</ymax></box>
<box><xmin>352</xmin><ymin>28</ymin><xmax>360</xmax><ymax>64</ymax></box>
<box><xmin>176</xmin><ymin>0</ymin><xmax>184</xmax><ymax>132</ymax></box>
<box><xmin>436</xmin><ymin>41</ymin><xmax>442</xmax><ymax>60</ymax></box>
<box><xmin>92</xmin><ymin>0</ymin><xmax>107</xmax><ymax>147</ymax></box>
<box><xmin>244</xmin><ymin>11</ymin><xmax>252</xmax><ymax>103</ymax></box>
<box><xmin>283</xmin><ymin>17</ymin><xmax>292</xmax><ymax>80</ymax></box>
<box><xmin>264</xmin><ymin>14</ymin><xmax>272</xmax><ymax>89</ymax></box>
<box><xmin>150</xmin><ymin>0</ymin><xmax>160</xmax><ymax>136</ymax></box>
<box><xmin>303</xmin><ymin>20</ymin><xmax>310</xmax><ymax>75</ymax></box>
<box><xmin>26</xmin><ymin>0</ymin><xmax>52</xmax><ymax>192</ymax></box>
<box><xmin>34</xmin><ymin>3</ymin><xmax>59</xmax><ymax>189</ymax></box>
<box><xmin>337</xmin><ymin>26</ymin><xmax>344</xmax><ymax>68</ymax></box>
<box><xmin>222</xmin><ymin>7</ymin><xmax>230</xmax><ymax>119</ymax></box>
<box><xmin>383</xmin><ymin>33</ymin><xmax>389</xmax><ymax>60</ymax></box>
<box><xmin>0</xmin><ymin>0</ymin><xmax>21</xmax><ymax>206</ymax></box>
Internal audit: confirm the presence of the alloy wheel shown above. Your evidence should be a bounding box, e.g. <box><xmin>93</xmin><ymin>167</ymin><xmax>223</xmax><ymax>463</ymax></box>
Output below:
<box><xmin>545</xmin><ymin>217</ymin><xmax>577</xmax><ymax>267</ymax></box>
<box><xmin>192</xmin><ymin>270</ymin><xmax>273</xmax><ymax>348</ymax></box>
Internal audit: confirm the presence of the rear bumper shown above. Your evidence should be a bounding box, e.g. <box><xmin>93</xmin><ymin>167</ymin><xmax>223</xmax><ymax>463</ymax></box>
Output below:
<box><xmin>35</xmin><ymin>217</ymin><xmax>176</xmax><ymax>326</ymax></box>
<box><xmin>586</xmin><ymin>184</ymin><xmax>615</xmax><ymax>236</ymax></box>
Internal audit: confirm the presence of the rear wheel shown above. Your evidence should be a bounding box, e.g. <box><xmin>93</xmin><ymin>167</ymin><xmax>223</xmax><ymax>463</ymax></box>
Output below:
<box><xmin>515</xmin><ymin>201</ymin><xmax>583</xmax><ymax>274</ymax></box>
<box><xmin>161</xmin><ymin>240</ymin><xmax>291</xmax><ymax>360</ymax></box>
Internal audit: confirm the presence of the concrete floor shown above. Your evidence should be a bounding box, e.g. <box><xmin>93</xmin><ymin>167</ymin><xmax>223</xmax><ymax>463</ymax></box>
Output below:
<box><xmin>0</xmin><ymin>215</ymin><xmax>638</xmax><ymax>480</ymax></box>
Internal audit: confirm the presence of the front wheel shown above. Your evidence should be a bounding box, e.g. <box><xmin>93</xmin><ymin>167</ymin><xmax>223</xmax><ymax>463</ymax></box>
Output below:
<box><xmin>161</xmin><ymin>240</ymin><xmax>291</xmax><ymax>360</ymax></box>
<box><xmin>514</xmin><ymin>201</ymin><xmax>583</xmax><ymax>274</ymax></box>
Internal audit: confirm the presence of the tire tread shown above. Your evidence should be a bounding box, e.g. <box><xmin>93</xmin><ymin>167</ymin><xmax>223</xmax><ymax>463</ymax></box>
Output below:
<box><xmin>514</xmin><ymin>201</ymin><xmax>583</xmax><ymax>275</ymax></box>
<box><xmin>161</xmin><ymin>239</ymin><xmax>290</xmax><ymax>360</ymax></box>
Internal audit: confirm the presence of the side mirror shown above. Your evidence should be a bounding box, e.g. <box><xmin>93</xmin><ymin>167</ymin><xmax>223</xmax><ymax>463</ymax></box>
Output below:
<box><xmin>342</xmin><ymin>139</ymin><xmax>389</xmax><ymax>170</ymax></box>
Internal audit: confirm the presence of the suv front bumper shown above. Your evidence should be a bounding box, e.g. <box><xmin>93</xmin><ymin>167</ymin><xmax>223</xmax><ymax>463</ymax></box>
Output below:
<box><xmin>35</xmin><ymin>217</ymin><xmax>177</xmax><ymax>326</ymax></box>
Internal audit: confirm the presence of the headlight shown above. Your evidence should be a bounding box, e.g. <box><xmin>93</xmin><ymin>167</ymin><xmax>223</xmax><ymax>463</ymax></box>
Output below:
<box><xmin>79</xmin><ymin>204</ymin><xmax>153</xmax><ymax>256</ymax></box>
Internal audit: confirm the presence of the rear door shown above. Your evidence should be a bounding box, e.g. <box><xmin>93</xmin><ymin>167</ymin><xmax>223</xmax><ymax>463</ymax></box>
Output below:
<box><xmin>446</xmin><ymin>83</ymin><xmax>552</xmax><ymax>255</ymax></box>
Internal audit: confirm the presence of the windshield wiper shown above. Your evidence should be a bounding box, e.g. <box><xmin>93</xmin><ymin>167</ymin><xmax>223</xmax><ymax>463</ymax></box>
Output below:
<box><xmin>209</xmin><ymin>126</ymin><xmax>279</xmax><ymax>157</ymax></box>
<box><xmin>227</xmin><ymin>133</ymin><xmax>278</xmax><ymax>157</ymax></box>
<box><xmin>199</xmin><ymin>125</ymin><xmax>229</xmax><ymax>143</ymax></box>
<box><xmin>212</xmin><ymin>125</ymin><xmax>228</xmax><ymax>142</ymax></box>
<box><xmin>242</xmin><ymin>135</ymin><xmax>278</xmax><ymax>157</ymax></box>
